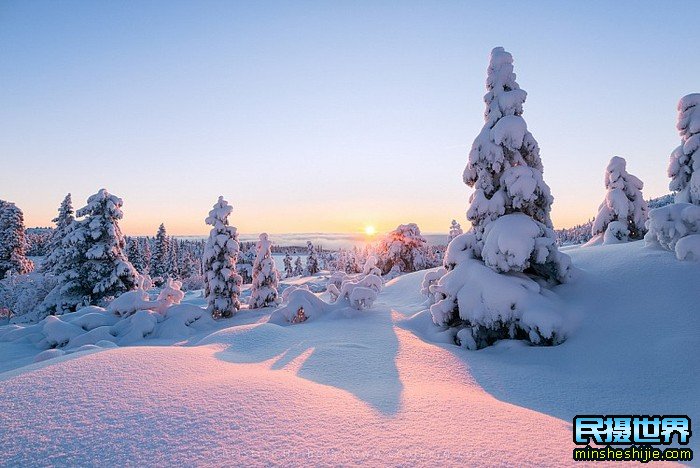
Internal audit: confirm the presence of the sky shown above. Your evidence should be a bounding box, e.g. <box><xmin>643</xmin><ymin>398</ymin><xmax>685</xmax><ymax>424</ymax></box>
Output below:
<box><xmin>1</xmin><ymin>0</ymin><xmax>698</xmax><ymax>236</ymax></box>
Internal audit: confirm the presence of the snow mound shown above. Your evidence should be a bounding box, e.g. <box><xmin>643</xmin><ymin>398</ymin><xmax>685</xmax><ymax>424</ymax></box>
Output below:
<box><xmin>269</xmin><ymin>288</ymin><xmax>330</xmax><ymax>324</ymax></box>
<box><xmin>1</xmin><ymin>301</ymin><xmax>216</xmax><ymax>351</ymax></box>
<box><xmin>675</xmin><ymin>234</ymin><xmax>700</xmax><ymax>261</ymax></box>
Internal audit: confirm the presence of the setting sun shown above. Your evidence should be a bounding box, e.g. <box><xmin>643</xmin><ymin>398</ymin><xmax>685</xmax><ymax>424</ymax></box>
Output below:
<box><xmin>364</xmin><ymin>225</ymin><xmax>377</xmax><ymax>236</ymax></box>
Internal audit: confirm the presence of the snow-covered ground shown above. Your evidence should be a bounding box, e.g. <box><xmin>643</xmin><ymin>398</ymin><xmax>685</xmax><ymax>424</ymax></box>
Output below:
<box><xmin>0</xmin><ymin>241</ymin><xmax>697</xmax><ymax>466</ymax></box>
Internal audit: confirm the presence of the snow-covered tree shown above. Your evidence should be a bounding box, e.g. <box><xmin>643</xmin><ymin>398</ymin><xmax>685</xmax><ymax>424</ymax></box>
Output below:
<box><xmin>203</xmin><ymin>196</ymin><xmax>242</xmax><ymax>318</ymax></box>
<box><xmin>167</xmin><ymin>237</ymin><xmax>180</xmax><ymax>278</ymax></box>
<box><xmin>250</xmin><ymin>233</ymin><xmax>280</xmax><ymax>308</ymax></box>
<box><xmin>375</xmin><ymin>223</ymin><xmax>429</xmax><ymax>274</ymax></box>
<box><xmin>428</xmin><ymin>48</ymin><xmax>572</xmax><ymax>350</ymax></box>
<box><xmin>150</xmin><ymin>223</ymin><xmax>169</xmax><ymax>279</ymax></box>
<box><xmin>646</xmin><ymin>95</ymin><xmax>700</xmax><ymax>260</ymax></box>
<box><xmin>293</xmin><ymin>256</ymin><xmax>304</xmax><ymax>276</ymax></box>
<box><xmin>669</xmin><ymin>94</ymin><xmax>700</xmax><ymax>204</ymax></box>
<box><xmin>48</xmin><ymin>189</ymin><xmax>138</xmax><ymax>309</ymax></box>
<box><xmin>283</xmin><ymin>252</ymin><xmax>293</xmax><ymax>278</ymax></box>
<box><xmin>591</xmin><ymin>156</ymin><xmax>648</xmax><ymax>243</ymax></box>
<box><xmin>141</xmin><ymin>237</ymin><xmax>152</xmax><ymax>270</ymax></box>
<box><xmin>0</xmin><ymin>201</ymin><xmax>34</xmax><ymax>278</ymax></box>
<box><xmin>127</xmin><ymin>237</ymin><xmax>147</xmax><ymax>274</ymax></box>
<box><xmin>448</xmin><ymin>219</ymin><xmax>463</xmax><ymax>243</ymax></box>
<box><xmin>459</xmin><ymin>47</ymin><xmax>570</xmax><ymax>283</ymax></box>
<box><xmin>305</xmin><ymin>241</ymin><xmax>319</xmax><ymax>276</ymax></box>
<box><xmin>42</xmin><ymin>193</ymin><xmax>74</xmax><ymax>274</ymax></box>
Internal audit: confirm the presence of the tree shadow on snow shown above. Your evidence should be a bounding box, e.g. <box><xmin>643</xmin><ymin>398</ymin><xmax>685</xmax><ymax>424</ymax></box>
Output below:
<box><xmin>205</xmin><ymin>309</ymin><xmax>404</xmax><ymax>416</ymax></box>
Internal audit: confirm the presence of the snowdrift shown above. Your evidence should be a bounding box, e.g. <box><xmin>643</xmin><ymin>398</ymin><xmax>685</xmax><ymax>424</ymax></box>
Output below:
<box><xmin>0</xmin><ymin>242</ymin><xmax>698</xmax><ymax>465</ymax></box>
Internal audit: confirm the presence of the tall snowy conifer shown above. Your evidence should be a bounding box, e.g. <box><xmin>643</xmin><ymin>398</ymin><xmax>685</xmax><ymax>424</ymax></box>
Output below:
<box><xmin>428</xmin><ymin>48</ymin><xmax>571</xmax><ymax>350</ymax></box>
<box><xmin>142</xmin><ymin>237</ymin><xmax>152</xmax><ymax>269</ymax></box>
<box><xmin>42</xmin><ymin>193</ymin><xmax>74</xmax><ymax>274</ymax></box>
<box><xmin>461</xmin><ymin>47</ymin><xmax>569</xmax><ymax>282</ymax></box>
<box><xmin>250</xmin><ymin>233</ymin><xmax>280</xmax><ymax>308</ymax></box>
<box><xmin>56</xmin><ymin>189</ymin><xmax>138</xmax><ymax>307</ymax></box>
<box><xmin>669</xmin><ymin>94</ymin><xmax>700</xmax><ymax>204</ymax></box>
<box><xmin>150</xmin><ymin>223</ymin><xmax>169</xmax><ymax>279</ymax></box>
<box><xmin>203</xmin><ymin>196</ymin><xmax>242</xmax><ymax>318</ymax></box>
<box><xmin>591</xmin><ymin>156</ymin><xmax>648</xmax><ymax>242</ymax></box>
<box><xmin>127</xmin><ymin>237</ymin><xmax>147</xmax><ymax>274</ymax></box>
<box><xmin>0</xmin><ymin>201</ymin><xmax>34</xmax><ymax>277</ymax></box>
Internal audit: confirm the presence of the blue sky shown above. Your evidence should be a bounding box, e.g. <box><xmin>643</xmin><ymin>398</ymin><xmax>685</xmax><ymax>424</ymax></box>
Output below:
<box><xmin>1</xmin><ymin>0</ymin><xmax>698</xmax><ymax>235</ymax></box>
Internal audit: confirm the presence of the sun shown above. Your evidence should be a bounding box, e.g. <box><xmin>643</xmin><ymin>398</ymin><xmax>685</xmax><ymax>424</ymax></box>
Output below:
<box><xmin>364</xmin><ymin>225</ymin><xmax>377</xmax><ymax>236</ymax></box>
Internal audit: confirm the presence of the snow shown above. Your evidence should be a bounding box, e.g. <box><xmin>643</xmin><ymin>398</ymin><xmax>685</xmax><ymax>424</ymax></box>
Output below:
<box><xmin>491</xmin><ymin>114</ymin><xmax>527</xmax><ymax>149</ymax></box>
<box><xmin>482</xmin><ymin>213</ymin><xmax>552</xmax><ymax>273</ymax></box>
<box><xmin>669</xmin><ymin>93</ymin><xmax>700</xmax><ymax>204</ymax></box>
<box><xmin>0</xmin><ymin>241</ymin><xmax>697</xmax><ymax>465</ymax></box>
<box><xmin>645</xmin><ymin>202</ymin><xmax>700</xmax><ymax>251</ymax></box>
<box><xmin>674</xmin><ymin>233</ymin><xmax>700</xmax><ymax>261</ymax></box>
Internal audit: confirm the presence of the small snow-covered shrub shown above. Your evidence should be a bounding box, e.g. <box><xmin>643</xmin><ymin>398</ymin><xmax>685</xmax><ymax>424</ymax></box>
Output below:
<box><xmin>645</xmin><ymin>203</ymin><xmax>700</xmax><ymax>254</ymax></box>
<box><xmin>0</xmin><ymin>272</ymin><xmax>57</xmax><ymax>323</ymax></box>
<box><xmin>421</xmin><ymin>267</ymin><xmax>447</xmax><ymax>300</ymax></box>
<box><xmin>106</xmin><ymin>277</ymin><xmax>184</xmax><ymax>316</ymax></box>
<box><xmin>591</xmin><ymin>156</ymin><xmax>648</xmax><ymax>242</ymax></box>
<box><xmin>269</xmin><ymin>288</ymin><xmax>329</xmax><ymax>324</ymax></box>
<box><xmin>675</xmin><ymin>234</ymin><xmax>700</xmax><ymax>261</ymax></box>
<box><xmin>602</xmin><ymin>220</ymin><xmax>629</xmax><ymax>244</ymax></box>
<box><xmin>448</xmin><ymin>219</ymin><xmax>463</xmax><ymax>242</ymax></box>
<box><xmin>348</xmin><ymin>286</ymin><xmax>377</xmax><ymax>310</ymax></box>
<box><xmin>180</xmin><ymin>274</ymin><xmax>205</xmax><ymax>291</ymax></box>
<box><xmin>329</xmin><ymin>274</ymin><xmax>383</xmax><ymax>310</ymax></box>
<box><xmin>361</xmin><ymin>256</ymin><xmax>382</xmax><ymax>277</ymax></box>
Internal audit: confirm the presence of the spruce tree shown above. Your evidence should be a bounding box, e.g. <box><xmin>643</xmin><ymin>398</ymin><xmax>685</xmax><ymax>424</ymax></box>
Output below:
<box><xmin>150</xmin><ymin>223</ymin><xmax>169</xmax><ymax>279</ymax></box>
<box><xmin>141</xmin><ymin>237</ymin><xmax>152</xmax><ymax>270</ymax></box>
<box><xmin>0</xmin><ymin>201</ymin><xmax>34</xmax><ymax>277</ymax></box>
<box><xmin>591</xmin><ymin>156</ymin><xmax>648</xmax><ymax>241</ymax></box>
<box><xmin>250</xmin><ymin>233</ymin><xmax>280</xmax><ymax>308</ymax></box>
<box><xmin>127</xmin><ymin>237</ymin><xmax>147</xmax><ymax>274</ymax></box>
<box><xmin>305</xmin><ymin>241</ymin><xmax>319</xmax><ymax>276</ymax></box>
<box><xmin>55</xmin><ymin>189</ymin><xmax>138</xmax><ymax>307</ymax></box>
<box><xmin>462</xmin><ymin>47</ymin><xmax>569</xmax><ymax>283</ymax></box>
<box><xmin>283</xmin><ymin>252</ymin><xmax>293</xmax><ymax>278</ymax></box>
<box><xmin>428</xmin><ymin>48</ymin><xmax>572</xmax><ymax>350</ymax></box>
<box><xmin>293</xmin><ymin>256</ymin><xmax>304</xmax><ymax>276</ymax></box>
<box><xmin>42</xmin><ymin>193</ymin><xmax>74</xmax><ymax>274</ymax></box>
<box><xmin>167</xmin><ymin>236</ymin><xmax>180</xmax><ymax>278</ymax></box>
<box><xmin>203</xmin><ymin>196</ymin><xmax>242</xmax><ymax>318</ymax></box>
